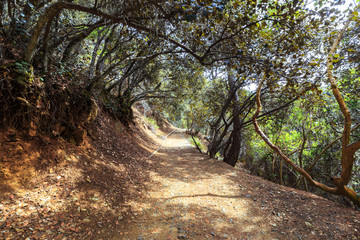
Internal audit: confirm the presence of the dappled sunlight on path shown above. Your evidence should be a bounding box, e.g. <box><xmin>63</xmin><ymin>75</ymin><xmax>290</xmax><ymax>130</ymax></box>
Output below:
<box><xmin>121</xmin><ymin>133</ymin><xmax>275</xmax><ymax>239</ymax></box>
<box><xmin>2</xmin><ymin>114</ymin><xmax>359</xmax><ymax>240</ymax></box>
<box><xmin>117</xmin><ymin>131</ymin><xmax>360</xmax><ymax>240</ymax></box>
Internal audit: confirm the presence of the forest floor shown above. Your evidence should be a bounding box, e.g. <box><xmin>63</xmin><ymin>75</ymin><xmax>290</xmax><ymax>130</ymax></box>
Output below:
<box><xmin>0</xmin><ymin>108</ymin><xmax>359</xmax><ymax>240</ymax></box>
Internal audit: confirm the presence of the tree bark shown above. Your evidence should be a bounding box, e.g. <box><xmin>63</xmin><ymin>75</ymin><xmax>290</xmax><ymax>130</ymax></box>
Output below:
<box><xmin>279</xmin><ymin>159</ymin><xmax>283</xmax><ymax>185</ymax></box>
<box><xmin>252</xmin><ymin>11</ymin><xmax>360</xmax><ymax>206</ymax></box>
<box><xmin>207</xmin><ymin>82</ymin><xmax>244</xmax><ymax>158</ymax></box>
<box><xmin>24</xmin><ymin>2</ymin><xmax>122</xmax><ymax>62</ymax></box>
<box><xmin>326</xmin><ymin>17</ymin><xmax>356</xmax><ymax>188</ymax></box>
<box><xmin>223</xmin><ymin>70</ymin><xmax>242</xmax><ymax>166</ymax></box>
<box><xmin>61</xmin><ymin>20</ymin><xmax>107</xmax><ymax>63</ymax></box>
<box><xmin>191</xmin><ymin>134</ymin><xmax>203</xmax><ymax>153</ymax></box>
<box><xmin>25</xmin><ymin>2</ymin><xmax>64</xmax><ymax>62</ymax></box>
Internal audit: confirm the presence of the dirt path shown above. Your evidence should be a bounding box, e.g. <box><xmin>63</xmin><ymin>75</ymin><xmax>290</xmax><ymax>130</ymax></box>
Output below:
<box><xmin>1</xmin><ymin>114</ymin><xmax>359</xmax><ymax>240</ymax></box>
<box><xmin>118</xmin><ymin>132</ymin><xmax>360</xmax><ymax>240</ymax></box>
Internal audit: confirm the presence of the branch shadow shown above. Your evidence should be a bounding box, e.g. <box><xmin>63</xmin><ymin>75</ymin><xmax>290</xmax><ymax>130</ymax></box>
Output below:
<box><xmin>0</xmin><ymin>110</ymin><xmax>156</xmax><ymax>239</ymax></box>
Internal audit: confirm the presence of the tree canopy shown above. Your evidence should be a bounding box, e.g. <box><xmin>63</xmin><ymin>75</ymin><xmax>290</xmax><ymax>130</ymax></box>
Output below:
<box><xmin>0</xmin><ymin>0</ymin><xmax>359</xmax><ymax>206</ymax></box>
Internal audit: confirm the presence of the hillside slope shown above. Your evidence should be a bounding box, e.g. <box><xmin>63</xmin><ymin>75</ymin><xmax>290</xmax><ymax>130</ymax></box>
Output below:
<box><xmin>0</xmin><ymin>109</ymin><xmax>359</xmax><ymax>240</ymax></box>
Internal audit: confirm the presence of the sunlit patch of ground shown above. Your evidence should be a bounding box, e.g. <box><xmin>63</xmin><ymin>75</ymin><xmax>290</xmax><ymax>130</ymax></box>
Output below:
<box><xmin>119</xmin><ymin>131</ymin><xmax>360</xmax><ymax>240</ymax></box>
<box><xmin>1</xmin><ymin>111</ymin><xmax>359</xmax><ymax>240</ymax></box>
<box><xmin>122</xmin><ymin>134</ymin><xmax>278</xmax><ymax>239</ymax></box>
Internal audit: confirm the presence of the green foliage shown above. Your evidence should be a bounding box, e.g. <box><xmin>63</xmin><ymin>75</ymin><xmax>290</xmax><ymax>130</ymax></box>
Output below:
<box><xmin>144</xmin><ymin>116</ymin><xmax>159</xmax><ymax>129</ymax></box>
<box><xmin>188</xmin><ymin>136</ymin><xmax>206</xmax><ymax>152</ymax></box>
<box><xmin>1</xmin><ymin>0</ymin><xmax>359</xmax><ymax>205</ymax></box>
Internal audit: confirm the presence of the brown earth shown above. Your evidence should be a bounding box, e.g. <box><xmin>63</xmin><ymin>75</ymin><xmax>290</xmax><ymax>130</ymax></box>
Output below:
<box><xmin>0</xmin><ymin>109</ymin><xmax>359</xmax><ymax>240</ymax></box>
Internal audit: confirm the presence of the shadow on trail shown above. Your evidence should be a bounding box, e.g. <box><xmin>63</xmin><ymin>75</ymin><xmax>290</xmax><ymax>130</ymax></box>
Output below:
<box><xmin>121</xmin><ymin>133</ymin><xmax>360</xmax><ymax>240</ymax></box>
<box><xmin>150</xmin><ymin>148</ymin><xmax>238</xmax><ymax>183</ymax></box>
<box><xmin>0</xmin><ymin>111</ymin><xmax>157</xmax><ymax>239</ymax></box>
<box><xmin>164</xmin><ymin>193</ymin><xmax>244</xmax><ymax>200</ymax></box>
<box><xmin>2</xmin><ymin>118</ymin><xmax>359</xmax><ymax>240</ymax></box>
<box><xmin>141</xmin><ymin>203</ymin><xmax>266</xmax><ymax>239</ymax></box>
<box><xmin>117</xmin><ymin>133</ymin><xmax>280</xmax><ymax>239</ymax></box>
<box><xmin>121</xmin><ymin>184</ymin><xmax>276</xmax><ymax>239</ymax></box>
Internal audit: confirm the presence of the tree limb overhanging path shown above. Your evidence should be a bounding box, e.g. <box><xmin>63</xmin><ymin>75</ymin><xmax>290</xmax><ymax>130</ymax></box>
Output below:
<box><xmin>119</xmin><ymin>130</ymin><xmax>360</xmax><ymax>240</ymax></box>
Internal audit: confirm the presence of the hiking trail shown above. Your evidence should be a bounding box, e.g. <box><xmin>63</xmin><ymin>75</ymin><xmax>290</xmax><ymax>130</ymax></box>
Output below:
<box><xmin>118</xmin><ymin>131</ymin><xmax>360</xmax><ymax>240</ymax></box>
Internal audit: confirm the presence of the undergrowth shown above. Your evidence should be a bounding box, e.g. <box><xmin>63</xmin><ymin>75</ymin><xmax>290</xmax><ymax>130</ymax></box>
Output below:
<box><xmin>144</xmin><ymin>116</ymin><xmax>159</xmax><ymax>129</ymax></box>
<box><xmin>0</xmin><ymin>37</ymin><xmax>132</xmax><ymax>142</ymax></box>
<box><xmin>0</xmin><ymin>60</ymin><xmax>97</xmax><ymax>144</ymax></box>
<box><xmin>188</xmin><ymin>136</ymin><xmax>206</xmax><ymax>152</ymax></box>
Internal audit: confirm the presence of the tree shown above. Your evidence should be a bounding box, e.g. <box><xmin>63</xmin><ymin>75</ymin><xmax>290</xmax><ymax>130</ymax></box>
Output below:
<box><xmin>2</xmin><ymin>0</ymin><xmax>358</xmax><ymax>205</ymax></box>
<box><xmin>252</xmin><ymin>11</ymin><xmax>360</xmax><ymax>205</ymax></box>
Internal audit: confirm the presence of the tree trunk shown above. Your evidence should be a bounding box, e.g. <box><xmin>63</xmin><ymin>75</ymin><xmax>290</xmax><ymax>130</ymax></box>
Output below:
<box><xmin>62</xmin><ymin>20</ymin><xmax>107</xmax><ymax>64</ymax></box>
<box><xmin>42</xmin><ymin>18</ymin><xmax>54</xmax><ymax>73</ymax></box>
<box><xmin>223</xmin><ymin>70</ymin><xmax>242</xmax><ymax>167</ymax></box>
<box><xmin>25</xmin><ymin>2</ymin><xmax>65</xmax><ymax>62</ymax></box>
<box><xmin>191</xmin><ymin>134</ymin><xmax>203</xmax><ymax>153</ymax></box>
<box><xmin>279</xmin><ymin>159</ymin><xmax>283</xmax><ymax>185</ymax></box>
<box><xmin>24</xmin><ymin>2</ymin><xmax>121</xmax><ymax>62</ymax></box>
<box><xmin>7</xmin><ymin>0</ymin><xmax>13</xmax><ymax>19</ymax></box>
<box><xmin>0</xmin><ymin>1</ymin><xmax>4</xmax><ymax>26</ymax></box>
<box><xmin>207</xmin><ymin>82</ymin><xmax>243</xmax><ymax>158</ymax></box>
